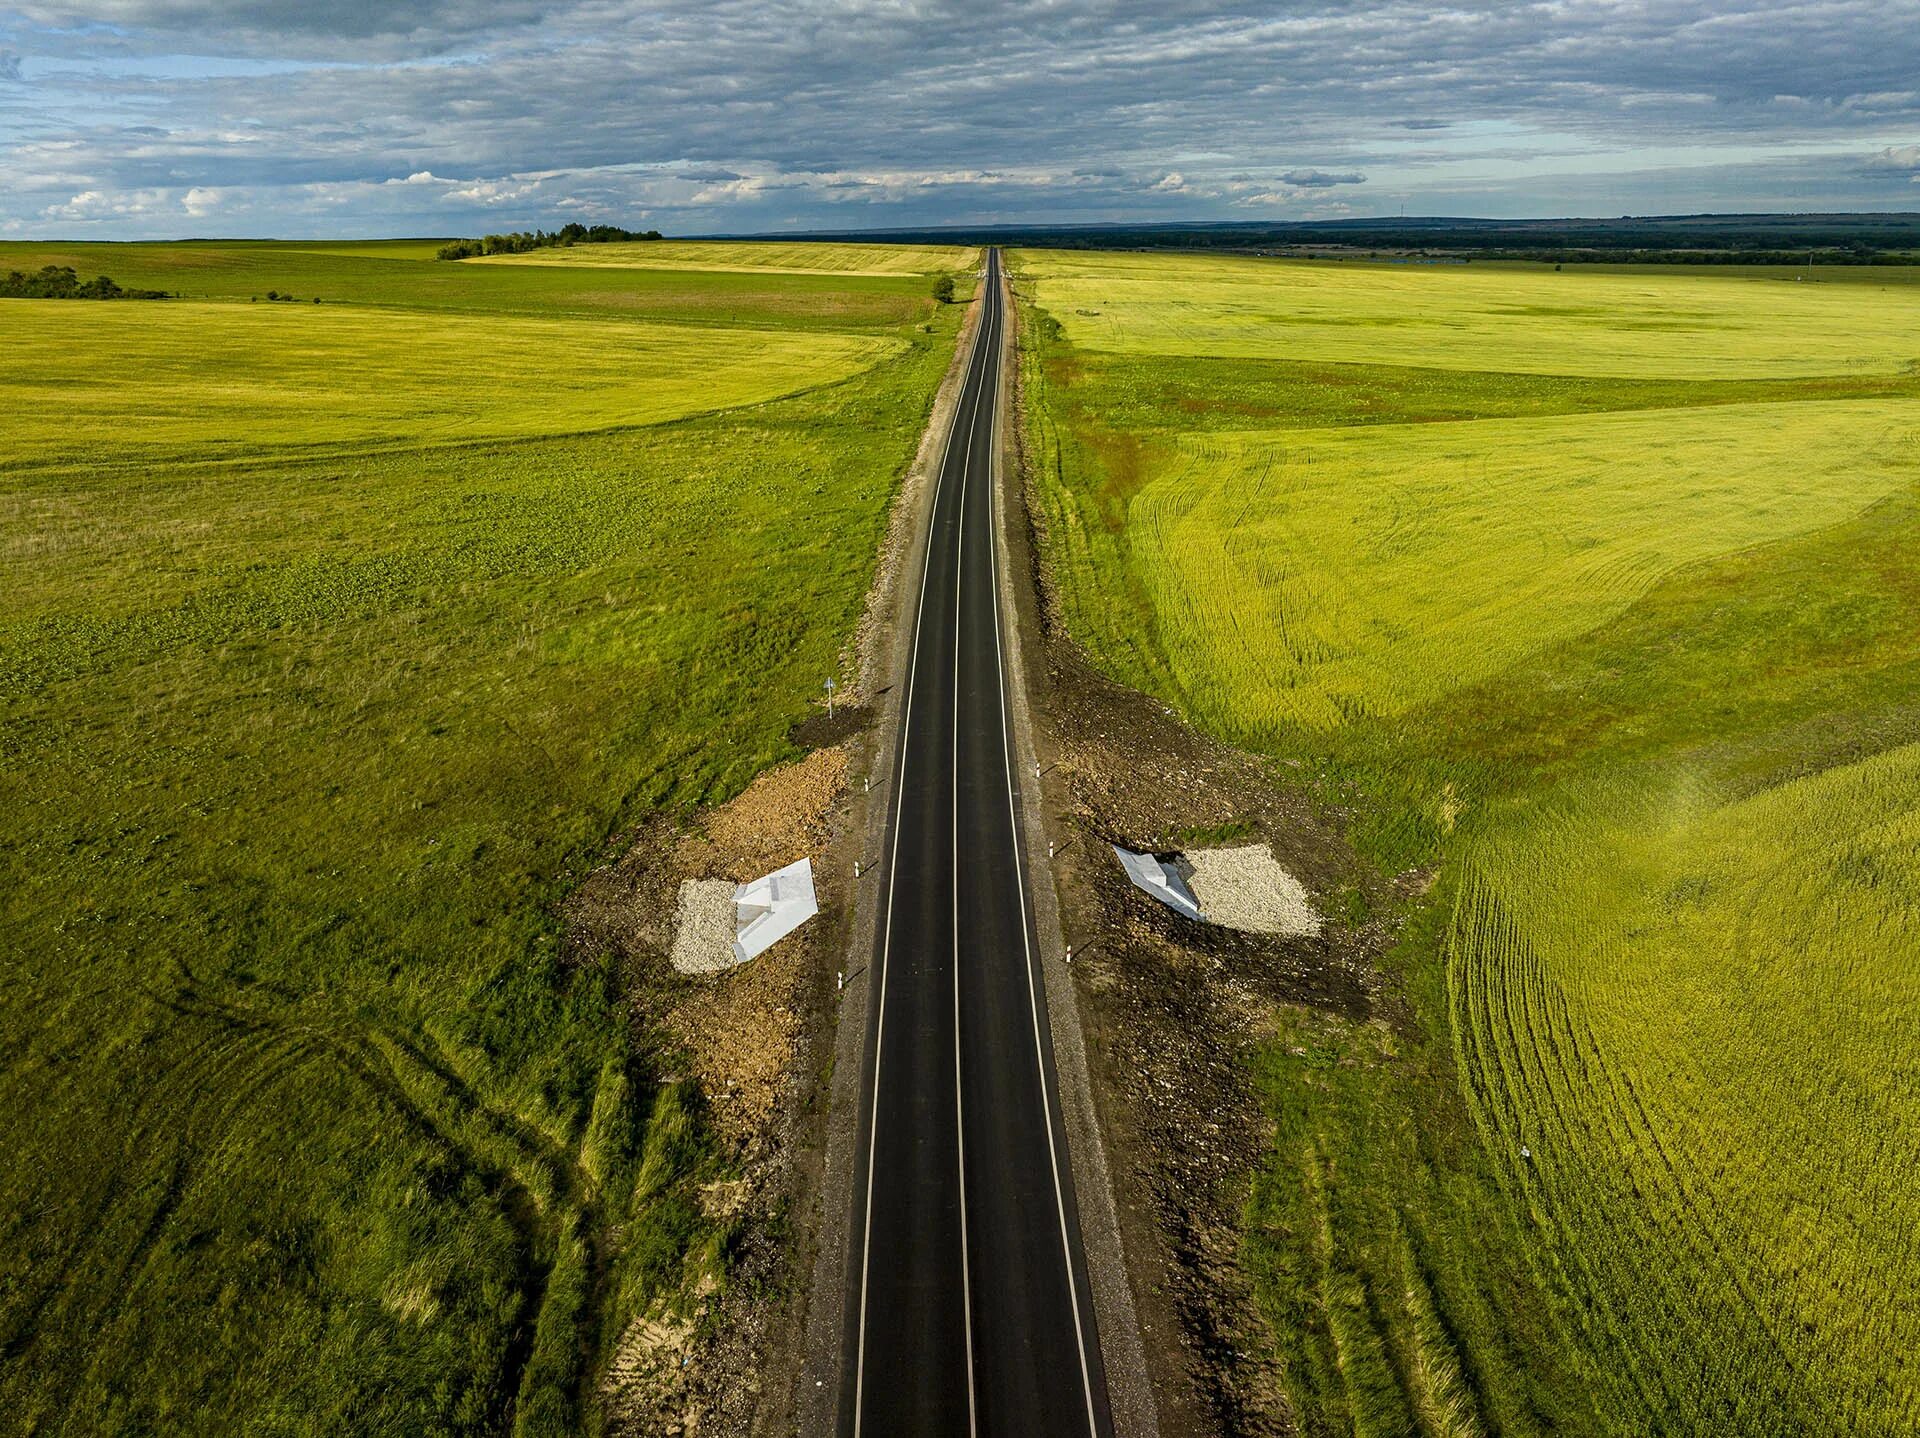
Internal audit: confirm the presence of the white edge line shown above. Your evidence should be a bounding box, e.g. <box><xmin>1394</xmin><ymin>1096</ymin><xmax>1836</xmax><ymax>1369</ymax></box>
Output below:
<box><xmin>984</xmin><ymin>252</ymin><xmax>1104</xmax><ymax>1435</ymax></box>
<box><xmin>850</xmin><ymin>261</ymin><xmax>992</xmax><ymax>1438</ymax></box>
<box><xmin>952</xmin><ymin>292</ymin><xmax>981</xmax><ymax>1438</ymax></box>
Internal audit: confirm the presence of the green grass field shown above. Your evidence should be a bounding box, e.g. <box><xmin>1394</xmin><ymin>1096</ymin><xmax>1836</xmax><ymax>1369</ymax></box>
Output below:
<box><xmin>1015</xmin><ymin>249</ymin><xmax>1920</xmax><ymax>1434</ymax></box>
<box><xmin>0</xmin><ymin>238</ymin><xmax>959</xmax><ymax>329</ymax></box>
<box><xmin>0</xmin><ymin>239</ymin><xmax>968</xmax><ymax>1434</ymax></box>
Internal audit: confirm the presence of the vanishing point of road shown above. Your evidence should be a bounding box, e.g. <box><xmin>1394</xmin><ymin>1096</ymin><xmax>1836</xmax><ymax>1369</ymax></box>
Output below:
<box><xmin>838</xmin><ymin>249</ymin><xmax>1115</xmax><ymax>1435</ymax></box>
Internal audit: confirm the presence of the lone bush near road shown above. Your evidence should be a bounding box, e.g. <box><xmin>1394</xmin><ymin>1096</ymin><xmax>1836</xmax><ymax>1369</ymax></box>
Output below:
<box><xmin>932</xmin><ymin>273</ymin><xmax>956</xmax><ymax>303</ymax></box>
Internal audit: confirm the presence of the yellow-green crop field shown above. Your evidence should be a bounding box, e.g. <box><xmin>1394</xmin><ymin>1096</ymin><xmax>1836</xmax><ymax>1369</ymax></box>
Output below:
<box><xmin>471</xmin><ymin>238</ymin><xmax>980</xmax><ymax>275</ymax></box>
<box><xmin>0</xmin><ymin>239</ymin><xmax>968</xmax><ymax>1435</ymax></box>
<box><xmin>1454</xmin><ymin>753</ymin><xmax>1920</xmax><ymax>1434</ymax></box>
<box><xmin>1015</xmin><ymin>248</ymin><xmax>1920</xmax><ymax>1435</ymax></box>
<box><xmin>4</xmin><ymin>302</ymin><xmax>896</xmax><ymax>461</ymax></box>
<box><xmin>1032</xmin><ymin>248</ymin><xmax>1920</xmax><ymax>378</ymax></box>
<box><xmin>1127</xmin><ymin>401</ymin><xmax>1918</xmax><ymax>732</ymax></box>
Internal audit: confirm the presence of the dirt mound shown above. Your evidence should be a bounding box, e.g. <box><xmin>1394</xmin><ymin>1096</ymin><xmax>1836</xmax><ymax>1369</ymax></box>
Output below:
<box><xmin>564</xmin><ymin>741</ymin><xmax>850</xmax><ymax>1146</ymax></box>
<box><xmin>673</xmin><ymin>749</ymin><xmax>846</xmax><ymax>1130</ymax></box>
<box><xmin>683</xmin><ymin>745</ymin><xmax>847</xmax><ymax>880</ymax></box>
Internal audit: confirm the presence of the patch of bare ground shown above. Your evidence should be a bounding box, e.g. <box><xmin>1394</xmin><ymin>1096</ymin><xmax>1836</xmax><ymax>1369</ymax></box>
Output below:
<box><xmin>565</xmin><ymin>743</ymin><xmax>856</xmax><ymax>1435</ymax></box>
<box><xmin>1039</xmin><ymin>650</ymin><xmax>1390</xmax><ymax>1438</ymax></box>
<box><xmin>1008</xmin><ymin>354</ymin><xmax>1404</xmax><ymax>1437</ymax></box>
<box><xmin>789</xmin><ymin>701</ymin><xmax>875</xmax><ymax>753</ymax></box>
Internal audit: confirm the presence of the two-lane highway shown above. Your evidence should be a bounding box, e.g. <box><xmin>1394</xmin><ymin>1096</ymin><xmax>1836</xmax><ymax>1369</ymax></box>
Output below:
<box><xmin>840</xmin><ymin>250</ymin><xmax>1113</xmax><ymax>1435</ymax></box>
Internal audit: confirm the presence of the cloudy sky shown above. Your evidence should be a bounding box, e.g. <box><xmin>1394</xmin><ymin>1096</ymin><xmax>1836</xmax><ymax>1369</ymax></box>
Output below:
<box><xmin>2</xmin><ymin>1</ymin><xmax>1917</xmax><ymax>238</ymax></box>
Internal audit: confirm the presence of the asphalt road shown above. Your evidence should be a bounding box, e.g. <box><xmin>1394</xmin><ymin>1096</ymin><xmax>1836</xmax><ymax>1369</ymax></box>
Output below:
<box><xmin>839</xmin><ymin>250</ymin><xmax>1113</xmax><ymax>1436</ymax></box>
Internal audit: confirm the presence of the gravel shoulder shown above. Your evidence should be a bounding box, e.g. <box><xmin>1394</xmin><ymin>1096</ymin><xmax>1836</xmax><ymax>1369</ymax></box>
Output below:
<box><xmin>794</xmin><ymin>276</ymin><xmax>989</xmax><ymax>1437</ymax></box>
<box><xmin>561</xmin><ymin>287</ymin><xmax>987</xmax><ymax>1437</ymax></box>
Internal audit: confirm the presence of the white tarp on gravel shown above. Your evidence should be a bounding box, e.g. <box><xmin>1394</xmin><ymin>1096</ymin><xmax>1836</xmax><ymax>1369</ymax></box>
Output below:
<box><xmin>1113</xmin><ymin>845</ymin><xmax>1204</xmax><ymax>922</ymax></box>
<box><xmin>731</xmin><ymin>857</ymin><xmax>818</xmax><ymax>964</ymax></box>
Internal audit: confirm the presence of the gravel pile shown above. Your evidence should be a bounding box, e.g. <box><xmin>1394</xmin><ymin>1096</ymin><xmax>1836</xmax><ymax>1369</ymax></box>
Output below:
<box><xmin>1185</xmin><ymin>844</ymin><xmax>1322</xmax><ymax>936</ymax></box>
<box><xmin>670</xmin><ymin>878</ymin><xmax>740</xmax><ymax>974</ymax></box>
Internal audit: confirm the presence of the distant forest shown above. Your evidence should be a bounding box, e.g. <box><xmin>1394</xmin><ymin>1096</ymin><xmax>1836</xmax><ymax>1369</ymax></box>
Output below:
<box><xmin>1</xmin><ymin>265</ymin><xmax>168</xmax><ymax>299</ymax></box>
<box><xmin>436</xmin><ymin>223</ymin><xmax>664</xmax><ymax>260</ymax></box>
<box><xmin>784</xmin><ymin>212</ymin><xmax>1920</xmax><ymax>265</ymax></box>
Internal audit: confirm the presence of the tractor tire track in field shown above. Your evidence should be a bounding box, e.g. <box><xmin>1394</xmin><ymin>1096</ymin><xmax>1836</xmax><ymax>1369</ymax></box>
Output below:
<box><xmin>307</xmin><ymin>1018</ymin><xmax>561</xmax><ymax>1436</ymax></box>
<box><xmin>4</xmin><ymin>987</ymin><xmax>322</xmax><ymax>1428</ymax></box>
<box><xmin>56</xmin><ymin>961</ymin><xmax>618</xmax><ymax>1438</ymax></box>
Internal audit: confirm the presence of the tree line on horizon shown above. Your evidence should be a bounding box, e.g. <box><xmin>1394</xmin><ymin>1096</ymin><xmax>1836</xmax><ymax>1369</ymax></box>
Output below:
<box><xmin>1</xmin><ymin>265</ymin><xmax>168</xmax><ymax>299</ymax></box>
<box><xmin>436</xmin><ymin>223</ymin><xmax>665</xmax><ymax>260</ymax></box>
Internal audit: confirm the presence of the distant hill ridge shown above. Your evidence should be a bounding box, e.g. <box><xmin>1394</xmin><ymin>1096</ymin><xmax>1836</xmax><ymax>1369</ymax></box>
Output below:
<box><xmin>742</xmin><ymin>211</ymin><xmax>1920</xmax><ymax>263</ymax></box>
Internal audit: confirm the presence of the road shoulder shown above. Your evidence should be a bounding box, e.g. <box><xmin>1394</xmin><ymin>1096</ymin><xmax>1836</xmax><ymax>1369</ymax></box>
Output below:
<box><xmin>992</xmin><ymin>262</ymin><xmax>1163</xmax><ymax>1438</ymax></box>
<box><xmin>794</xmin><ymin>270</ymin><xmax>988</xmax><ymax>1438</ymax></box>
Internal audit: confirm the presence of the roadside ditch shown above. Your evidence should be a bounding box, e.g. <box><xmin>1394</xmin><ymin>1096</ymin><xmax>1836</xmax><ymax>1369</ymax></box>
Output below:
<box><xmin>1001</xmin><ymin>278</ymin><xmax>1410</xmax><ymax>1436</ymax></box>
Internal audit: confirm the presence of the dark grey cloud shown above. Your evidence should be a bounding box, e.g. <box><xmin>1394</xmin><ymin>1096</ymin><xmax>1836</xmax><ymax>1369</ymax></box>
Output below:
<box><xmin>1</xmin><ymin>2</ymin><xmax>1917</xmax><ymax>236</ymax></box>
<box><xmin>0</xmin><ymin>48</ymin><xmax>21</xmax><ymax>79</ymax></box>
<box><xmin>10</xmin><ymin>0</ymin><xmax>558</xmax><ymax>56</ymax></box>
<box><xmin>1278</xmin><ymin>170</ymin><xmax>1365</xmax><ymax>188</ymax></box>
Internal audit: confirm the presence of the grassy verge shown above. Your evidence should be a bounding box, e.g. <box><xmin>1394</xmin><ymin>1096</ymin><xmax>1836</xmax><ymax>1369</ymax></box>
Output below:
<box><xmin>0</xmin><ymin>241</ymin><xmax>965</xmax><ymax>1433</ymax></box>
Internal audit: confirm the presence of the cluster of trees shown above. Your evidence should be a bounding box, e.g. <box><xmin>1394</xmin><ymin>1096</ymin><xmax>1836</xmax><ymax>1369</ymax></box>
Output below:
<box><xmin>1</xmin><ymin>265</ymin><xmax>168</xmax><ymax>299</ymax></box>
<box><xmin>436</xmin><ymin>223</ymin><xmax>664</xmax><ymax>260</ymax></box>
